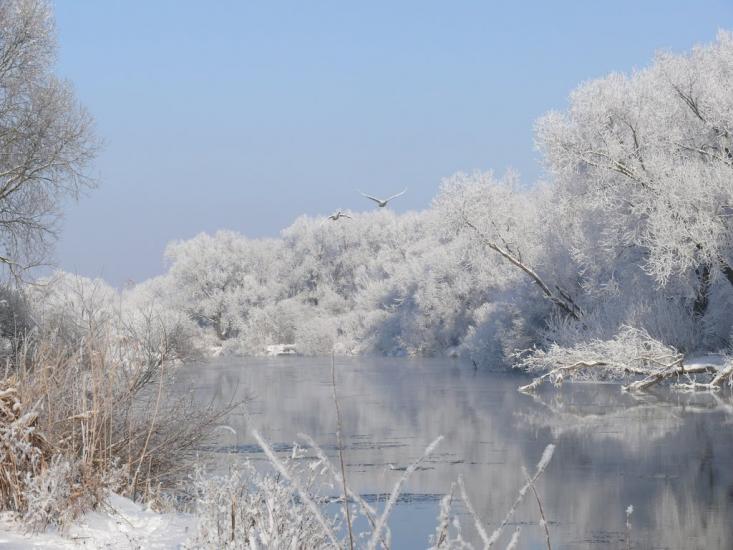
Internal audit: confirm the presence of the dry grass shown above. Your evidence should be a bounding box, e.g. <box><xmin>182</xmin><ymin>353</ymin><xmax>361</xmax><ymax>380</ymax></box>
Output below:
<box><xmin>0</xmin><ymin>376</ymin><xmax>50</xmax><ymax>512</ymax></box>
<box><xmin>189</xmin><ymin>431</ymin><xmax>557</xmax><ymax>549</ymax></box>
<box><xmin>0</xmin><ymin>315</ymin><xmax>234</xmax><ymax>530</ymax></box>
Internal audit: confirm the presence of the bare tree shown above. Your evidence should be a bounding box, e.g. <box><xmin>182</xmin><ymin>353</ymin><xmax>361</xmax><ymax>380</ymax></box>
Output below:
<box><xmin>0</xmin><ymin>0</ymin><xmax>98</xmax><ymax>274</ymax></box>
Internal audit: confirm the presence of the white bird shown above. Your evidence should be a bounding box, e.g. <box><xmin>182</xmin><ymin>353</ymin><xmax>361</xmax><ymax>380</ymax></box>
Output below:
<box><xmin>359</xmin><ymin>188</ymin><xmax>407</xmax><ymax>208</ymax></box>
<box><xmin>326</xmin><ymin>210</ymin><xmax>352</xmax><ymax>221</ymax></box>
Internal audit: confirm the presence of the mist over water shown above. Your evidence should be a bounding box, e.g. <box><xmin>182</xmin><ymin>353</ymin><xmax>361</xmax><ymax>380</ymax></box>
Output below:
<box><xmin>176</xmin><ymin>357</ymin><xmax>733</xmax><ymax>549</ymax></box>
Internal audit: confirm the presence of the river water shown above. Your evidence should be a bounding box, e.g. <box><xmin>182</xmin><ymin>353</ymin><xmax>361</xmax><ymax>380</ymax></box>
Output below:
<box><xmin>175</xmin><ymin>356</ymin><xmax>733</xmax><ymax>549</ymax></box>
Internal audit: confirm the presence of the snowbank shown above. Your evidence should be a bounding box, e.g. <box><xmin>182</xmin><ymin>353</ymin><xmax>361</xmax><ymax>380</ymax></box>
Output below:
<box><xmin>0</xmin><ymin>493</ymin><xmax>195</xmax><ymax>549</ymax></box>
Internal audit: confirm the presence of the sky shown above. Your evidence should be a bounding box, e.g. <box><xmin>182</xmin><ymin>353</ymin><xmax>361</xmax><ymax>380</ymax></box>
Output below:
<box><xmin>52</xmin><ymin>1</ymin><xmax>733</xmax><ymax>286</ymax></box>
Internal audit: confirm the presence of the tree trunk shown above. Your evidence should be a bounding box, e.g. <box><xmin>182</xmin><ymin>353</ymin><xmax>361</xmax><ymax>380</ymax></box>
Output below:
<box><xmin>693</xmin><ymin>263</ymin><xmax>711</xmax><ymax>318</ymax></box>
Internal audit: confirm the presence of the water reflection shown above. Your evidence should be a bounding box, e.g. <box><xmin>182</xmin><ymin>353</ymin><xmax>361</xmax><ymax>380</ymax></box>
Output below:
<box><xmin>175</xmin><ymin>356</ymin><xmax>733</xmax><ymax>549</ymax></box>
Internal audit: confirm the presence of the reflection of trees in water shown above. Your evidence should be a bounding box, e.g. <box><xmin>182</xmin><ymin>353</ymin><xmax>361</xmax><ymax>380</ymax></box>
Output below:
<box><xmin>517</xmin><ymin>387</ymin><xmax>733</xmax><ymax>450</ymax></box>
<box><xmin>517</xmin><ymin>386</ymin><xmax>733</xmax><ymax>549</ymax></box>
<box><xmin>176</xmin><ymin>358</ymin><xmax>733</xmax><ymax>548</ymax></box>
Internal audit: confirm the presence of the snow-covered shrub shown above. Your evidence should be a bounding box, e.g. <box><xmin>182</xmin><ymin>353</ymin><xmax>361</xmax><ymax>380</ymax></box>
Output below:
<box><xmin>23</xmin><ymin>457</ymin><xmax>74</xmax><ymax>530</ymax></box>
<box><xmin>187</xmin><ymin>463</ymin><xmax>335</xmax><ymax>549</ymax></box>
<box><xmin>186</xmin><ymin>430</ymin><xmax>453</xmax><ymax>549</ymax></box>
<box><xmin>459</xmin><ymin>302</ymin><xmax>530</xmax><ymax>368</ymax></box>
<box><xmin>22</xmin><ymin>456</ymin><xmax>104</xmax><ymax>532</ymax></box>
<box><xmin>233</xmin><ymin>299</ymin><xmax>300</xmax><ymax>355</ymax></box>
<box><xmin>295</xmin><ymin>316</ymin><xmax>337</xmax><ymax>355</ymax></box>
<box><xmin>0</xmin><ymin>406</ymin><xmax>48</xmax><ymax>513</ymax></box>
<box><xmin>120</xmin><ymin>275</ymin><xmax>201</xmax><ymax>364</ymax></box>
<box><xmin>540</xmin><ymin>293</ymin><xmax>702</xmax><ymax>355</ymax></box>
<box><xmin>27</xmin><ymin>271</ymin><xmax>118</xmax><ymax>350</ymax></box>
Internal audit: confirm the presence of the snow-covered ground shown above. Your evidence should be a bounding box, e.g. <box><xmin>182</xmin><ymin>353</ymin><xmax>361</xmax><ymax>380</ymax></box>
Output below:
<box><xmin>0</xmin><ymin>494</ymin><xmax>195</xmax><ymax>549</ymax></box>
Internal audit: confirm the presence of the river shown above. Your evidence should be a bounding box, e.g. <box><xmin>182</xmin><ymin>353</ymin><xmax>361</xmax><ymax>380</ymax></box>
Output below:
<box><xmin>175</xmin><ymin>356</ymin><xmax>733</xmax><ymax>549</ymax></box>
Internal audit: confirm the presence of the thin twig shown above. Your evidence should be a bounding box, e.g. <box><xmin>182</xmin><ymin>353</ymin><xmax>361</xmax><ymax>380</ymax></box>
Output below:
<box><xmin>504</xmin><ymin>528</ymin><xmax>521</xmax><ymax>550</ymax></box>
<box><xmin>130</xmin><ymin>348</ymin><xmax>166</xmax><ymax>498</ymax></box>
<box><xmin>331</xmin><ymin>351</ymin><xmax>354</xmax><ymax>550</ymax></box>
<box><xmin>457</xmin><ymin>476</ymin><xmax>490</xmax><ymax>547</ymax></box>
<box><xmin>523</xmin><ymin>466</ymin><xmax>552</xmax><ymax>550</ymax></box>
<box><xmin>366</xmin><ymin>435</ymin><xmax>444</xmax><ymax>550</ymax></box>
<box><xmin>487</xmin><ymin>444</ymin><xmax>555</xmax><ymax>547</ymax></box>
<box><xmin>433</xmin><ymin>483</ymin><xmax>455</xmax><ymax>549</ymax></box>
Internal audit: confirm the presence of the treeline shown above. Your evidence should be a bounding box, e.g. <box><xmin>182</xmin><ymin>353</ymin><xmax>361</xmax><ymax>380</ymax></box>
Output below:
<box><xmin>25</xmin><ymin>33</ymin><xmax>733</xmax><ymax>373</ymax></box>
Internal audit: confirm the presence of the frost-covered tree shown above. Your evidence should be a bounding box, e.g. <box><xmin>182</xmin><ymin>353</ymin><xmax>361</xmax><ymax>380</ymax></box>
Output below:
<box><xmin>72</xmin><ymin>32</ymin><xmax>733</xmax><ymax>374</ymax></box>
<box><xmin>434</xmin><ymin>170</ymin><xmax>583</xmax><ymax>321</ymax></box>
<box><xmin>164</xmin><ymin>231</ymin><xmax>282</xmax><ymax>340</ymax></box>
<box><xmin>0</xmin><ymin>0</ymin><xmax>97</xmax><ymax>272</ymax></box>
<box><xmin>28</xmin><ymin>271</ymin><xmax>118</xmax><ymax>347</ymax></box>
<box><xmin>537</xmin><ymin>31</ymin><xmax>733</xmax><ymax>328</ymax></box>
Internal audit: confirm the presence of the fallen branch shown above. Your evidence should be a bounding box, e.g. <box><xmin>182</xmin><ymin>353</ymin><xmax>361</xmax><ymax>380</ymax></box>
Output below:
<box><xmin>519</xmin><ymin>361</ymin><xmax>612</xmax><ymax>393</ymax></box>
<box><xmin>670</xmin><ymin>361</ymin><xmax>733</xmax><ymax>392</ymax></box>
<box><xmin>514</xmin><ymin>327</ymin><xmax>733</xmax><ymax>394</ymax></box>
<box><xmin>622</xmin><ymin>361</ymin><xmax>717</xmax><ymax>392</ymax></box>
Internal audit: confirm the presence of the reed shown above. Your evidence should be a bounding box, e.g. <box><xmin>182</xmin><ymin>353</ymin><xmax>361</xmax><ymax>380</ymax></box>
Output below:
<box><xmin>0</xmin><ymin>313</ymin><xmax>232</xmax><ymax>529</ymax></box>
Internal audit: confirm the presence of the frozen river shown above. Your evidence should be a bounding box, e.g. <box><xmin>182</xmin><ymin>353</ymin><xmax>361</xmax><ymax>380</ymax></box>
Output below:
<box><xmin>176</xmin><ymin>356</ymin><xmax>733</xmax><ymax>549</ymax></box>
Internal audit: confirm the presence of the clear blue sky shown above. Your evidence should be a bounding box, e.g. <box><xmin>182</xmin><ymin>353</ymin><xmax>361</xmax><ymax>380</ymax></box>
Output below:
<box><xmin>53</xmin><ymin>1</ymin><xmax>733</xmax><ymax>286</ymax></box>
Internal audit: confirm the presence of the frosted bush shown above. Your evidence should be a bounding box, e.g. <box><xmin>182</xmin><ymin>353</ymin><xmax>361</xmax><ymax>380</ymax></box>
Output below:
<box><xmin>234</xmin><ymin>300</ymin><xmax>300</xmax><ymax>355</ymax></box>
<box><xmin>295</xmin><ymin>316</ymin><xmax>337</xmax><ymax>355</ymax></box>
<box><xmin>121</xmin><ymin>276</ymin><xmax>201</xmax><ymax>361</ymax></box>
<box><xmin>23</xmin><ymin>457</ymin><xmax>81</xmax><ymax>531</ymax></box>
<box><xmin>27</xmin><ymin>271</ymin><xmax>118</xmax><ymax>347</ymax></box>
<box><xmin>459</xmin><ymin>300</ymin><xmax>540</xmax><ymax>368</ymax></box>
<box><xmin>187</xmin><ymin>463</ymin><xmax>335</xmax><ymax>549</ymax></box>
<box><xmin>22</xmin><ymin>456</ymin><xmax>122</xmax><ymax>532</ymax></box>
<box><xmin>0</xmin><ymin>380</ymin><xmax>49</xmax><ymax>514</ymax></box>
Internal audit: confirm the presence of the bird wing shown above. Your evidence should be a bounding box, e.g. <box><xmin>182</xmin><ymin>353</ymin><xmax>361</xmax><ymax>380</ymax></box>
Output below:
<box><xmin>360</xmin><ymin>191</ymin><xmax>383</xmax><ymax>204</ymax></box>
<box><xmin>386</xmin><ymin>188</ymin><xmax>407</xmax><ymax>202</ymax></box>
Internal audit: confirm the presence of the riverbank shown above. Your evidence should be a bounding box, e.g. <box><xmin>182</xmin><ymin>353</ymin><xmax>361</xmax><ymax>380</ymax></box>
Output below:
<box><xmin>0</xmin><ymin>493</ymin><xmax>194</xmax><ymax>549</ymax></box>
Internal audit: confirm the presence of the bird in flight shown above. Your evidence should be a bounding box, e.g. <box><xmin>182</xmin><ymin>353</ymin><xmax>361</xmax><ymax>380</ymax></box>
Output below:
<box><xmin>326</xmin><ymin>210</ymin><xmax>352</xmax><ymax>221</ymax></box>
<box><xmin>359</xmin><ymin>188</ymin><xmax>407</xmax><ymax>208</ymax></box>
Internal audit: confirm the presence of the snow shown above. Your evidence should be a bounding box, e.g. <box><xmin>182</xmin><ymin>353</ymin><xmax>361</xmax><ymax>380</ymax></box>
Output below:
<box><xmin>685</xmin><ymin>354</ymin><xmax>729</xmax><ymax>369</ymax></box>
<box><xmin>0</xmin><ymin>493</ymin><xmax>195</xmax><ymax>549</ymax></box>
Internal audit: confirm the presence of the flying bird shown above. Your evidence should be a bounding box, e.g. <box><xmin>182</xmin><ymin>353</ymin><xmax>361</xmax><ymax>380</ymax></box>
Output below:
<box><xmin>359</xmin><ymin>188</ymin><xmax>407</xmax><ymax>208</ymax></box>
<box><xmin>326</xmin><ymin>210</ymin><xmax>352</xmax><ymax>221</ymax></box>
